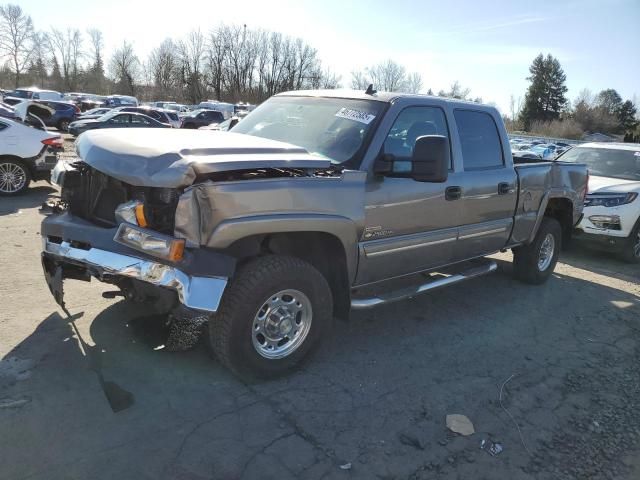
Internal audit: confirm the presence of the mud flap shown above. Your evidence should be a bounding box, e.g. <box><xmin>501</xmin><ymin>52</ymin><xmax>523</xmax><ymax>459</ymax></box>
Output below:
<box><xmin>41</xmin><ymin>254</ymin><xmax>65</xmax><ymax>310</ymax></box>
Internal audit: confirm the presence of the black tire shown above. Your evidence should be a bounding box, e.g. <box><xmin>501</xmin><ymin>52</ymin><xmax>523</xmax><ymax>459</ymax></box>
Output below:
<box><xmin>209</xmin><ymin>255</ymin><xmax>333</xmax><ymax>379</ymax></box>
<box><xmin>0</xmin><ymin>159</ymin><xmax>31</xmax><ymax>196</ymax></box>
<box><xmin>183</xmin><ymin>123</ymin><xmax>196</xmax><ymax>129</ymax></box>
<box><xmin>513</xmin><ymin>217</ymin><xmax>562</xmax><ymax>285</ymax></box>
<box><xmin>620</xmin><ymin>219</ymin><xmax>640</xmax><ymax>264</ymax></box>
<box><xmin>58</xmin><ymin>119</ymin><xmax>70</xmax><ymax>132</ymax></box>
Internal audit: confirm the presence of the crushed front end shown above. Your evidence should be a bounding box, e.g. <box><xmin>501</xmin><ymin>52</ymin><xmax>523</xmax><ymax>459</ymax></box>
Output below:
<box><xmin>41</xmin><ymin>162</ymin><xmax>234</xmax><ymax>315</ymax></box>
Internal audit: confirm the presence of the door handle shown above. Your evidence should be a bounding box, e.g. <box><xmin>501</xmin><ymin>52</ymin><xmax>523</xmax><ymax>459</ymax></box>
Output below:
<box><xmin>498</xmin><ymin>182</ymin><xmax>514</xmax><ymax>195</ymax></box>
<box><xmin>445</xmin><ymin>186</ymin><xmax>462</xmax><ymax>201</ymax></box>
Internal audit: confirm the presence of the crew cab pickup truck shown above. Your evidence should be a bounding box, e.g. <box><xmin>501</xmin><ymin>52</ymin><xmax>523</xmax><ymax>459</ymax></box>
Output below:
<box><xmin>41</xmin><ymin>90</ymin><xmax>588</xmax><ymax>378</ymax></box>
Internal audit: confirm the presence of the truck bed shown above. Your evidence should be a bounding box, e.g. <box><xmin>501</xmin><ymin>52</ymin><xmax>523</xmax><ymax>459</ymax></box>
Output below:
<box><xmin>510</xmin><ymin>160</ymin><xmax>587</xmax><ymax>245</ymax></box>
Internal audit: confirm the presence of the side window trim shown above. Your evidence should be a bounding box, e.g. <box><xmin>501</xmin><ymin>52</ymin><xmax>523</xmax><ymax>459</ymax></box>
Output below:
<box><xmin>453</xmin><ymin>108</ymin><xmax>505</xmax><ymax>171</ymax></box>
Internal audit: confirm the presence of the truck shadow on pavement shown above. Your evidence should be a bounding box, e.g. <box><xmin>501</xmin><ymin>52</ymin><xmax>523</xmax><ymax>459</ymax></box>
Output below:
<box><xmin>0</xmin><ymin>184</ymin><xmax>57</xmax><ymax>216</ymax></box>
<box><xmin>1</xmin><ymin>264</ymin><xmax>639</xmax><ymax>479</ymax></box>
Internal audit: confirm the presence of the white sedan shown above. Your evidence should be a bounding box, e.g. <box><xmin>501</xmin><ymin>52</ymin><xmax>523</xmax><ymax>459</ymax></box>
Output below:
<box><xmin>0</xmin><ymin>102</ymin><xmax>63</xmax><ymax>195</ymax></box>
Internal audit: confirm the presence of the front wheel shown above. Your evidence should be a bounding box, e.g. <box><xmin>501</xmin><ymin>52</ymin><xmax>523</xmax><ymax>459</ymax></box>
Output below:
<box><xmin>209</xmin><ymin>255</ymin><xmax>333</xmax><ymax>379</ymax></box>
<box><xmin>58</xmin><ymin>119</ymin><xmax>70</xmax><ymax>132</ymax></box>
<box><xmin>620</xmin><ymin>219</ymin><xmax>640</xmax><ymax>264</ymax></box>
<box><xmin>512</xmin><ymin>217</ymin><xmax>562</xmax><ymax>285</ymax></box>
<box><xmin>0</xmin><ymin>159</ymin><xmax>31</xmax><ymax>196</ymax></box>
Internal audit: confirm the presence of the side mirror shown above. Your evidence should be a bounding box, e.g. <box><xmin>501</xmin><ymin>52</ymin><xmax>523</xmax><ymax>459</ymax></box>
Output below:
<box><xmin>411</xmin><ymin>135</ymin><xmax>449</xmax><ymax>183</ymax></box>
<box><xmin>373</xmin><ymin>153</ymin><xmax>395</xmax><ymax>175</ymax></box>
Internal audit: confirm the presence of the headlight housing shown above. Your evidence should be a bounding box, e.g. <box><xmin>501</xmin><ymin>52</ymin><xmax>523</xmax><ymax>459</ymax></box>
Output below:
<box><xmin>585</xmin><ymin>192</ymin><xmax>638</xmax><ymax>208</ymax></box>
<box><xmin>114</xmin><ymin>223</ymin><xmax>185</xmax><ymax>262</ymax></box>
<box><xmin>115</xmin><ymin>200</ymin><xmax>148</xmax><ymax>227</ymax></box>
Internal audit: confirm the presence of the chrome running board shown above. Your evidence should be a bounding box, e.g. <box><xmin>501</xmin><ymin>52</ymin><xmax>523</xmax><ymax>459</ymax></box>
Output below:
<box><xmin>350</xmin><ymin>260</ymin><xmax>497</xmax><ymax>310</ymax></box>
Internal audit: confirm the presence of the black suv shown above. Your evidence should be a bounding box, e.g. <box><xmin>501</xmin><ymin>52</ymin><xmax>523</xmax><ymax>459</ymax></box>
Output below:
<box><xmin>180</xmin><ymin>109</ymin><xmax>224</xmax><ymax>129</ymax></box>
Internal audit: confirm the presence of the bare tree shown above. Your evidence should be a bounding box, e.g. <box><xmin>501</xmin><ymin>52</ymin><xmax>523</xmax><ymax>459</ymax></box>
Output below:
<box><xmin>28</xmin><ymin>31</ymin><xmax>48</xmax><ymax>87</ymax></box>
<box><xmin>350</xmin><ymin>70</ymin><xmax>369</xmax><ymax>90</ymax></box>
<box><xmin>438</xmin><ymin>81</ymin><xmax>471</xmax><ymax>100</ymax></box>
<box><xmin>368</xmin><ymin>59</ymin><xmax>406</xmax><ymax>91</ymax></box>
<box><xmin>0</xmin><ymin>4</ymin><xmax>35</xmax><ymax>87</ymax></box>
<box><xmin>178</xmin><ymin>29</ymin><xmax>207</xmax><ymax>103</ymax></box>
<box><xmin>206</xmin><ymin>26</ymin><xmax>229</xmax><ymax>101</ymax></box>
<box><xmin>109</xmin><ymin>40</ymin><xmax>139</xmax><ymax>95</ymax></box>
<box><xmin>86</xmin><ymin>28</ymin><xmax>105</xmax><ymax>92</ymax></box>
<box><xmin>404</xmin><ymin>72</ymin><xmax>423</xmax><ymax>94</ymax></box>
<box><xmin>149</xmin><ymin>38</ymin><xmax>179</xmax><ymax>99</ymax></box>
<box><xmin>318</xmin><ymin>68</ymin><xmax>341</xmax><ymax>89</ymax></box>
<box><xmin>48</xmin><ymin>28</ymin><xmax>83</xmax><ymax>91</ymax></box>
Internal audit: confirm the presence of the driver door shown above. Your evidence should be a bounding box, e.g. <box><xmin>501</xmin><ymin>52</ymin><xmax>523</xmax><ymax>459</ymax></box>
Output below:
<box><xmin>356</xmin><ymin>106</ymin><xmax>462</xmax><ymax>285</ymax></box>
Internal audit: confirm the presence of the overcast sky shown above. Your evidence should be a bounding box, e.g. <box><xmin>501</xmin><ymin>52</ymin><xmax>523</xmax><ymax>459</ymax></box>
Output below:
<box><xmin>19</xmin><ymin>0</ymin><xmax>640</xmax><ymax>113</ymax></box>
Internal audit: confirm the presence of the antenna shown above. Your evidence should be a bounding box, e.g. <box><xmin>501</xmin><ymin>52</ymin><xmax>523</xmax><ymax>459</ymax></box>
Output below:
<box><xmin>365</xmin><ymin>84</ymin><xmax>377</xmax><ymax>95</ymax></box>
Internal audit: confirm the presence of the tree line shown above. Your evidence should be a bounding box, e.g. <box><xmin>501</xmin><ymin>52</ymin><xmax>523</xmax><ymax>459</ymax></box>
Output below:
<box><xmin>507</xmin><ymin>53</ymin><xmax>638</xmax><ymax>140</ymax></box>
<box><xmin>1</xmin><ymin>3</ymin><xmax>637</xmax><ymax>140</ymax></box>
<box><xmin>0</xmin><ymin>4</ymin><xmax>340</xmax><ymax>104</ymax></box>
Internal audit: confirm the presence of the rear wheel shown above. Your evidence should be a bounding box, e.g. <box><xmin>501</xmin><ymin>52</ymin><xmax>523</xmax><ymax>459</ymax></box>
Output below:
<box><xmin>620</xmin><ymin>219</ymin><xmax>640</xmax><ymax>264</ymax></box>
<box><xmin>513</xmin><ymin>217</ymin><xmax>562</xmax><ymax>284</ymax></box>
<box><xmin>0</xmin><ymin>159</ymin><xmax>31</xmax><ymax>196</ymax></box>
<box><xmin>209</xmin><ymin>255</ymin><xmax>333</xmax><ymax>379</ymax></box>
<box><xmin>58</xmin><ymin>119</ymin><xmax>70</xmax><ymax>132</ymax></box>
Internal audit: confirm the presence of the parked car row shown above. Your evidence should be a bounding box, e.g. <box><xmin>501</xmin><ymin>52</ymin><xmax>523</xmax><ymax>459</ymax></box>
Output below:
<box><xmin>510</xmin><ymin>138</ymin><xmax>573</xmax><ymax>160</ymax></box>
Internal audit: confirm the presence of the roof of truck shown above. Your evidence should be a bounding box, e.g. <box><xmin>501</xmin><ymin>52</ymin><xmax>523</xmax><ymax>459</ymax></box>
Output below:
<box><xmin>276</xmin><ymin>89</ymin><xmax>488</xmax><ymax>107</ymax></box>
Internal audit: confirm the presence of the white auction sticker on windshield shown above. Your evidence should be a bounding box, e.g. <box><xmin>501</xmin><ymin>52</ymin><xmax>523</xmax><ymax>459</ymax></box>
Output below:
<box><xmin>335</xmin><ymin>108</ymin><xmax>376</xmax><ymax>125</ymax></box>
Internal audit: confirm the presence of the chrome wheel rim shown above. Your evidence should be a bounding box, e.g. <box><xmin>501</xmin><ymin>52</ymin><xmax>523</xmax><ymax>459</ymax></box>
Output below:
<box><xmin>251</xmin><ymin>289</ymin><xmax>312</xmax><ymax>359</ymax></box>
<box><xmin>538</xmin><ymin>233</ymin><xmax>555</xmax><ymax>271</ymax></box>
<box><xmin>0</xmin><ymin>162</ymin><xmax>27</xmax><ymax>193</ymax></box>
<box><xmin>633</xmin><ymin>230</ymin><xmax>640</xmax><ymax>258</ymax></box>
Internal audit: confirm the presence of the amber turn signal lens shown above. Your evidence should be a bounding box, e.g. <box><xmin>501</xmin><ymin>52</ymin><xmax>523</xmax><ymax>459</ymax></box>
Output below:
<box><xmin>134</xmin><ymin>204</ymin><xmax>148</xmax><ymax>227</ymax></box>
<box><xmin>168</xmin><ymin>239</ymin><xmax>185</xmax><ymax>262</ymax></box>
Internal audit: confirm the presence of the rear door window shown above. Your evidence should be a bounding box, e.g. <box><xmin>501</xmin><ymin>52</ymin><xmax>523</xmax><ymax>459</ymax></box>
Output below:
<box><xmin>454</xmin><ymin>110</ymin><xmax>504</xmax><ymax>169</ymax></box>
<box><xmin>110</xmin><ymin>114</ymin><xmax>130</xmax><ymax>124</ymax></box>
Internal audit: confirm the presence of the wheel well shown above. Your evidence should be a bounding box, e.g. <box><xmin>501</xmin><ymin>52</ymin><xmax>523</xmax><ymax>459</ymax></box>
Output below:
<box><xmin>227</xmin><ymin>232</ymin><xmax>351</xmax><ymax>321</ymax></box>
<box><xmin>545</xmin><ymin>198</ymin><xmax>573</xmax><ymax>243</ymax></box>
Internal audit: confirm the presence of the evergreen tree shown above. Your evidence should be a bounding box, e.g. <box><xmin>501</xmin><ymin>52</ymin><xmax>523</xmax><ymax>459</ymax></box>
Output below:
<box><xmin>520</xmin><ymin>54</ymin><xmax>568</xmax><ymax>129</ymax></box>
<box><xmin>50</xmin><ymin>55</ymin><xmax>63</xmax><ymax>90</ymax></box>
<box><xmin>618</xmin><ymin>100</ymin><xmax>638</xmax><ymax>132</ymax></box>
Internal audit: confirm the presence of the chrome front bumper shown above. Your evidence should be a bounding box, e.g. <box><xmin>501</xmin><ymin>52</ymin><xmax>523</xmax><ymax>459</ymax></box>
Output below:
<box><xmin>43</xmin><ymin>239</ymin><xmax>227</xmax><ymax>312</ymax></box>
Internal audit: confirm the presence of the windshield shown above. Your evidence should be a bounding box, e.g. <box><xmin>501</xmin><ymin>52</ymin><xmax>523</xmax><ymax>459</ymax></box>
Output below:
<box><xmin>232</xmin><ymin>96</ymin><xmax>385</xmax><ymax>166</ymax></box>
<box><xmin>559</xmin><ymin>147</ymin><xmax>640</xmax><ymax>181</ymax></box>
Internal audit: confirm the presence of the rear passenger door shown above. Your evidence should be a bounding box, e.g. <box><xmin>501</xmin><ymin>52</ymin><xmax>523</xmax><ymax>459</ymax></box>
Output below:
<box><xmin>452</xmin><ymin>109</ymin><xmax>517</xmax><ymax>260</ymax></box>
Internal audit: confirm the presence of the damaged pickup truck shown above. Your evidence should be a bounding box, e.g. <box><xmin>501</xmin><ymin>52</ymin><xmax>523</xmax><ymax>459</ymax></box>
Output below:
<box><xmin>41</xmin><ymin>90</ymin><xmax>588</xmax><ymax>377</ymax></box>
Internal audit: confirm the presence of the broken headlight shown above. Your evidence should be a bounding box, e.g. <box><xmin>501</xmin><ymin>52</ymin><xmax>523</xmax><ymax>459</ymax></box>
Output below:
<box><xmin>114</xmin><ymin>223</ymin><xmax>185</xmax><ymax>262</ymax></box>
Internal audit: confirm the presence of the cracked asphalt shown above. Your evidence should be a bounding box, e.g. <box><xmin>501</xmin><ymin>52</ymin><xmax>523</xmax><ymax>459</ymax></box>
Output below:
<box><xmin>1</xmin><ymin>181</ymin><xmax>639</xmax><ymax>480</ymax></box>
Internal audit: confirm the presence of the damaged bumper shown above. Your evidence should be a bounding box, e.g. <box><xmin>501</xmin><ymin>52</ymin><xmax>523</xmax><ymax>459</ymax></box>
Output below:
<box><xmin>41</xmin><ymin>213</ymin><xmax>231</xmax><ymax>313</ymax></box>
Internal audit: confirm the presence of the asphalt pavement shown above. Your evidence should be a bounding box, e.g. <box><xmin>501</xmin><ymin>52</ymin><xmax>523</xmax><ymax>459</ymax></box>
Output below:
<box><xmin>0</xmin><ymin>174</ymin><xmax>639</xmax><ymax>480</ymax></box>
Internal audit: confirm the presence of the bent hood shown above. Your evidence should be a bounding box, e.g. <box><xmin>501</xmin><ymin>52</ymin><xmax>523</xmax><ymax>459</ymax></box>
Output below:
<box><xmin>76</xmin><ymin>129</ymin><xmax>331</xmax><ymax>188</ymax></box>
<box><xmin>589</xmin><ymin>175</ymin><xmax>640</xmax><ymax>194</ymax></box>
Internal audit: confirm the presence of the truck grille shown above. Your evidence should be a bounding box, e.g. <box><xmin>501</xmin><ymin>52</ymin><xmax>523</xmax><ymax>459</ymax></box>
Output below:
<box><xmin>60</xmin><ymin>164</ymin><xmax>178</xmax><ymax>233</ymax></box>
<box><xmin>63</xmin><ymin>166</ymin><xmax>129</xmax><ymax>227</ymax></box>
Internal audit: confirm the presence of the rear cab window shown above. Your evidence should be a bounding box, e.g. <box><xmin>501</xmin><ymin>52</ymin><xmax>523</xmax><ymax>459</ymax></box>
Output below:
<box><xmin>454</xmin><ymin>109</ymin><xmax>504</xmax><ymax>170</ymax></box>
